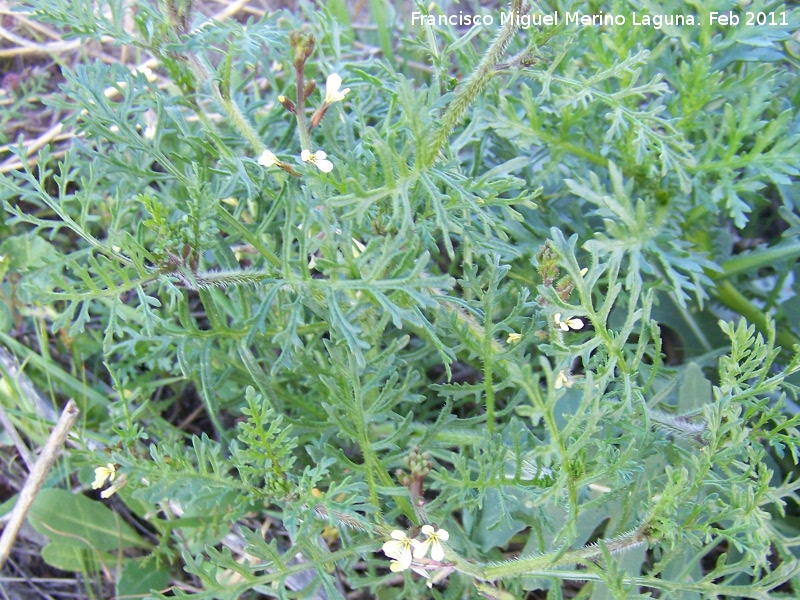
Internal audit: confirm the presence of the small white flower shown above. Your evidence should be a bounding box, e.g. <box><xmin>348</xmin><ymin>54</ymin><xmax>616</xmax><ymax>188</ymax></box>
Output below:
<box><xmin>554</xmin><ymin>312</ymin><xmax>584</xmax><ymax>331</ymax></box>
<box><xmin>382</xmin><ymin>530</ymin><xmax>419</xmax><ymax>571</ymax></box>
<box><xmin>413</xmin><ymin>525</ymin><xmax>449</xmax><ymax>562</ymax></box>
<box><xmin>301</xmin><ymin>149</ymin><xmax>333</xmax><ymax>173</ymax></box>
<box><xmin>258</xmin><ymin>150</ymin><xmax>279</xmax><ymax>168</ymax></box>
<box><xmin>92</xmin><ymin>464</ymin><xmax>116</xmax><ymax>490</ymax></box>
<box><xmin>554</xmin><ymin>369</ymin><xmax>578</xmax><ymax>390</ymax></box>
<box><xmin>324</xmin><ymin>73</ymin><xmax>350</xmax><ymax>104</ymax></box>
<box><xmin>92</xmin><ymin>464</ymin><xmax>125</xmax><ymax>498</ymax></box>
<box><xmin>351</xmin><ymin>238</ymin><xmax>366</xmax><ymax>258</ymax></box>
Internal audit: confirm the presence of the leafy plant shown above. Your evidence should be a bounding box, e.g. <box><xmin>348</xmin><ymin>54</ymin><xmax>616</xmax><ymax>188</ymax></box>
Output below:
<box><xmin>2</xmin><ymin>0</ymin><xmax>800</xmax><ymax>598</ymax></box>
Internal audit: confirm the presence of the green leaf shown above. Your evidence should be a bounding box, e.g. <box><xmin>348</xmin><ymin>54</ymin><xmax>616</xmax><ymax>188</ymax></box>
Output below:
<box><xmin>28</xmin><ymin>488</ymin><xmax>148</xmax><ymax>552</ymax></box>
<box><xmin>0</xmin><ymin>301</ymin><xmax>12</xmax><ymax>333</ymax></box>
<box><xmin>41</xmin><ymin>542</ymin><xmax>107</xmax><ymax>572</ymax></box>
<box><xmin>0</xmin><ymin>234</ymin><xmax>58</xmax><ymax>272</ymax></box>
<box><xmin>117</xmin><ymin>558</ymin><xmax>172</xmax><ymax>598</ymax></box>
<box><xmin>678</xmin><ymin>362</ymin><xmax>712</xmax><ymax>413</ymax></box>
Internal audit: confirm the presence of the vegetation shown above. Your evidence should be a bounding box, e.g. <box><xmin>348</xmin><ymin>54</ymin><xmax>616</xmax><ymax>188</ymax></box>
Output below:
<box><xmin>1</xmin><ymin>0</ymin><xmax>800</xmax><ymax>598</ymax></box>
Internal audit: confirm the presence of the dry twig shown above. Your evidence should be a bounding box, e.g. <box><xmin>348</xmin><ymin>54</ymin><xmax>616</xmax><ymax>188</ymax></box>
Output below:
<box><xmin>0</xmin><ymin>400</ymin><xmax>79</xmax><ymax>570</ymax></box>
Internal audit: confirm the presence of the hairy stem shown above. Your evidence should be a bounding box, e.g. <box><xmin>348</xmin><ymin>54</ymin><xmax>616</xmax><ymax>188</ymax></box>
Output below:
<box><xmin>422</xmin><ymin>0</ymin><xmax>526</xmax><ymax>167</ymax></box>
<box><xmin>294</xmin><ymin>64</ymin><xmax>313</xmax><ymax>152</ymax></box>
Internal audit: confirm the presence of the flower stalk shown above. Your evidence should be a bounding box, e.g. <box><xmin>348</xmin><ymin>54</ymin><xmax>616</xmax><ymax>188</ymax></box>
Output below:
<box><xmin>290</xmin><ymin>30</ymin><xmax>315</xmax><ymax>153</ymax></box>
<box><xmin>422</xmin><ymin>0</ymin><xmax>526</xmax><ymax>167</ymax></box>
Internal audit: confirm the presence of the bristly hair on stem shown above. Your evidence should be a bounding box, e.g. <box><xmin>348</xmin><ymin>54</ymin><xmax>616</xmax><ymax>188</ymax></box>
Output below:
<box><xmin>423</xmin><ymin>0</ymin><xmax>528</xmax><ymax>167</ymax></box>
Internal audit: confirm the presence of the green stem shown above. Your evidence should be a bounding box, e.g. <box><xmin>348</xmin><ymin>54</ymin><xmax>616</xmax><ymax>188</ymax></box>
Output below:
<box><xmin>214</xmin><ymin>205</ymin><xmax>281</xmax><ymax>268</ymax></box>
<box><xmin>510</xmin><ymin>363</ymin><xmax>578</xmax><ymax>529</ymax></box>
<box><xmin>188</xmin><ymin>55</ymin><xmax>266</xmax><ymax>155</ymax></box>
<box><xmin>535</xmin><ymin>130</ymin><xmax>608</xmax><ymax>166</ymax></box>
<box><xmin>718</xmin><ymin>241</ymin><xmax>800</xmax><ymax>279</ymax></box>
<box><xmin>422</xmin><ymin>0</ymin><xmax>524</xmax><ymax>167</ymax></box>
<box><xmin>483</xmin><ymin>289</ymin><xmax>496</xmax><ymax>435</ymax></box>
<box><xmin>448</xmin><ymin>525</ymin><xmax>650</xmax><ymax>580</ymax></box>
<box><xmin>713</xmin><ymin>280</ymin><xmax>799</xmax><ymax>351</ymax></box>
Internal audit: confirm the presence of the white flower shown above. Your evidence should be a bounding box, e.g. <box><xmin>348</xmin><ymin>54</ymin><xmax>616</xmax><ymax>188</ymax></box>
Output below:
<box><xmin>554</xmin><ymin>369</ymin><xmax>577</xmax><ymax>390</ymax></box>
<box><xmin>506</xmin><ymin>332</ymin><xmax>521</xmax><ymax>344</ymax></box>
<box><xmin>324</xmin><ymin>73</ymin><xmax>350</xmax><ymax>104</ymax></box>
<box><xmin>92</xmin><ymin>463</ymin><xmax>116</xmax><ymax>490</ymax></box>
<box><xmin>382</xmin><ymin>530</ymin><xmax>419</xmax><ymax>571</ymax></box>
<box><xmin>92</xmin><ymin>463</ymin><xmax>125</xmax><ymax>498</ymax></box>
<box><xmin>554</xmin><ymin>313</ymin><xmax>584</xmax><ymax>331</ymax></box>
<box><xmin>301</xmin><ymin>149</ymin><xmax>333</xmax><ymax>173</ymax></box>
<box><xmin>258</xmin><ymin>150</ymin><xmax>279</xmax><ymax>168</ymax></box>
<box><xmin>351</xmin><ymin>238</ymin><xmax>366</xmax><ymax>258</ymax></box>
<box><xmin>413</xmin><ymin>525</ymin><xmax>449</xmax><ymax>562</ymax></box>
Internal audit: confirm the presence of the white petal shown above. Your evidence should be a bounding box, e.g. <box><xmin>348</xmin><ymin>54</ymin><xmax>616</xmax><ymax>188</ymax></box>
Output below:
<box><xmin>413</xmin><ymin>538</ymin><xmax>430</xmax><ymax>559</ymax></box>
<box><xmin>326</xmin><ymin>73</ymin><xmax>342</xmax><ymax>94</ymax></box>
<box><xmin>92</xmin><ymin>469</ymin><xmax>108</xmax><ymax>489</ymax></box>
<box><xmin>397</xmin><ymin>546</ymin><xmax>412</xmax><ymax>569</ymax></box>
<box><xmin>430</xmin><ymin>539</ymin><xmax>445</xmax><ymax>562</ymax></box>
<box><xmin>382</xmin><ymin>540</ymin><xmax>403</xmax><ymax>558</ymax></box>
<box><xmin>258</xmin><ymin>150</ymin><xmax>278</xmax><ymax>167</ymax></box>
<box><xmin>390</xmin><ymin>530</ymin><xmax>407</xmax><ymax>540</ymax></box>
<box><xmin>313</xmin><ymin>150</ymin><xmax>328</xmax><ymax>160</ymax></box>
<box><xmin>301</xmin><ymin>149</ymin><xmax>313</xmax><ymax>162</ymax></box>
<box><xmin>436</xmin><ymin>529</ymin><xmax>449</xmax><ymax>541</ymax></box>
<box><xmin>325</xmin><ymin>74</ymin><xmax>349</xmax><ymax>103</ymax></box>
<box><xmin>554</xmin><ymin>372</ymin><xmax>565</xmax><ymax>390</ymax></box>
<box><xmin>316</xmin><ymin>158</ymin><xmax>334</xmax><ymax>173</ymax></box>
<box><xmin>389</xmin><ymin>560</ymin><xmax>405</xmax><ymax>572</ymax></box>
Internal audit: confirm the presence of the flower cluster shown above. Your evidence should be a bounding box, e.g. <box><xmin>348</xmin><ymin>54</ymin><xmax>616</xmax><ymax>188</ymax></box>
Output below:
<box><xmin>381</xmin><ymin>525</ymin><xmax>450</xmax><ymax>584</ymax></box>
<box><xmin>260</xmin><ymin>73</ymin><xmax>349</xmax><ymax>175</ymax></box>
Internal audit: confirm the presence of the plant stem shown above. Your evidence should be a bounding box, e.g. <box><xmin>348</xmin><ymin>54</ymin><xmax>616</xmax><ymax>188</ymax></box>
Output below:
<box><xmin>188</xmin><ymin>55</ymin><xmax>266</xmax><ymax>155</ymax></box>
<box><xmin>294</xmin><ymin>64</ymin><xmax>313</xmax><ymax>152</ymax></box>
<box><xmin>718</xmin><ymin>241</ymin><xmax>800</xmax><ymax>279</ymax></box>
<box><xmin>422</xmin><ymin>0</ymin><xmax>525</xmax><ymax>167</ymax></box>
<box><xmin>447</xmin><ymin>525</ymin><xmax>650</xmax><ymax>580</ymax></box>
<box><xmin>713</xmin><ymin>280</ymin><xmax>799</xmax><ymax>350</ymax></box>
<box><xmin>483</xmin><ymin>286</ymin><xmax>496</xmax><ymax>435</ymax></box>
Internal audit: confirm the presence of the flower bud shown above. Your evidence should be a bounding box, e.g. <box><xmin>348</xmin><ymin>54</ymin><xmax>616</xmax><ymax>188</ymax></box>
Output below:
<box><xmin>289</xmin><ymin>30</ymin><xmax>316</xmax><ymax>69</ymax></box>
<box><xmin>278</xmin><ymin>95</ymin><xmax>295</xmax><ymax>113</ymax></box>
<box><xmin>303</xmin><ymin>79</ymin><xmax>316</xmax><ymax>101</ymax></box>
